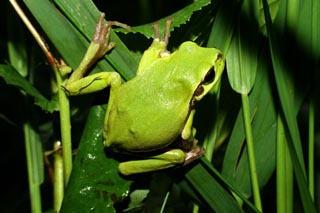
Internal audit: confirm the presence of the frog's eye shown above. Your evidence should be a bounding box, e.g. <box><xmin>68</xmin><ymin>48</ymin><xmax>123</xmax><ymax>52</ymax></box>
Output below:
<box><xmin>203</xmin><ymin>68</ymin><xmax>215</xmax><ymax>85</ymax></box>
<box><xmin>194</xmin><ymin>67</ymin><xmax>217</xmax><ymax>97</ymax></box>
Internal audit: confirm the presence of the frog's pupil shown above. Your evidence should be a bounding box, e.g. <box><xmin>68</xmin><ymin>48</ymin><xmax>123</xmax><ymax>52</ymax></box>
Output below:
<box><xmin>203</xmin><ymin>68</ymin><xmax>215</xmax><ymax>84</ymax></box>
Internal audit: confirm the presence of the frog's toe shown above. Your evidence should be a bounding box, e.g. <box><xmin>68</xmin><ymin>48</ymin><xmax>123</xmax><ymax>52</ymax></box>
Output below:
<box><xmin>183</xmin><ymin>145</ymin><xmax>205</xmax><ymax>166</ymax></box>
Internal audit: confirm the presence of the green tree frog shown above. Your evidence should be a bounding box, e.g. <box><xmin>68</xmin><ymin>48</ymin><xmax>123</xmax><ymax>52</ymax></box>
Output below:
<box><xmin>64</xmin><ymin>13</ymin><xmax>225</xmax><ymax>175</ymax></box>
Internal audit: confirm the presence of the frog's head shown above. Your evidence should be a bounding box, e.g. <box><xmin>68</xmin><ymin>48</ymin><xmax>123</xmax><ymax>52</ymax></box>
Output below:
<box><xmin>178</xmin><ymin>42</ymin><xmax>225</xmax><ymax>102</ymax></box>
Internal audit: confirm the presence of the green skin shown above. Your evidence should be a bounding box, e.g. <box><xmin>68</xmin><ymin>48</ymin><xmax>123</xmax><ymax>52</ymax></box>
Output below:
<box><xmin>64</xmin><ymin>13</ymin><xmax>225</xmax><ymax>175</ymax></box>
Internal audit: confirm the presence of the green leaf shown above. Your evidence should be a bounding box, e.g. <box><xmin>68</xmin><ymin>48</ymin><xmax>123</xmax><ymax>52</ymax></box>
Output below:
<box><xmin>207</xmin><ymin>0</ymin><xmax>238</xmax><ymax>52</ymax></box>
<box><xmin>7</xmin><ymin>7</ymin><xmax>28</xmax><ymax>77</ymax></box>
<box><xmin>54</xmin><ymin>0</ymin><xmax>140</xmax><ymax>80</ymax></box>
<box><xmin>24</xmin><ymin>0</ymin><xmax>139</xmax><ymax>81</ymax></box>
<box><xmin>116</xmin><ymin>0</ymin><xmax>211</xmax><ymax>39</ymax></box>
<box><xmin>222</xmin><ymin>52</ymin><xmax>277</xmax><ymax>196</ymax></box>
<box><xmin>24</xmin><ymin>0</ymin><xmax>93</xmax><ymax>71</ymax></box>
<box><xmin>226</xmin><ymin>0</ymin><xmax>260</xmax><ymax>95</ymax></box>
<box><xmin>258</xmin><ymin>0</ymin><xmax>280</xmax><ymax>35</ymax></box>
<box><xmin>178</xmin><ymin>162</ymin><xmax>244</xmax><ymax>212</ymax></box>
<box><xmin>186</xmin><ymin>158</ymin><xmax>257</xmax><ymax>212</ymax></box>
<box><xmin>296</xmin><ymin>0</ymin><xmax>320</xmax><ymax>59</ymax></box>
<box><xmin>0</xmin><ymin>64</ymin><xmax>58</xmax><ymax>112</ymax></box>
<box><xmin>226</xmin><ymin>29</ymin><xmax>259</xmax><ymax>94</ymax></box>
<box><xmin>262</xmin><ymin>0</ymin><xmax>316</xmax><ymax>211</ymax></box>
<box><xmin>61</xmin><ymin>105</ymin><xmax>132</xmax><ymax>212</ymax></box>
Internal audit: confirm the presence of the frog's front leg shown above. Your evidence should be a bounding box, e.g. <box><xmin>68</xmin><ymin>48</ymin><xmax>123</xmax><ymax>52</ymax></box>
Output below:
<box><xmin>180</xmin><ymin>108</ymin><xmax>206</xmax><ymax>165</ymax></box>
<box><xmin>65</xmin><ymin>13</ymin><xmax>130</xmax><ymax>85</ymax></box>
<box><xmin>135</xmin><ymin>19</ymin><xmax>172</xmax><ymax>76</ymax></box>
<box><xmin>64</xmin><ymin>13</ymin><xmax>129</xmax><ymax>96</ymax></box>
<box><xmin>63</xmin><ymin>13</ymin><xmax>131</xmax><ymax>143</ymax></box>
<box><xmin>63</xmin><ymin>13</ymin><xmax>130</xmax><ymax>119</ymax></box>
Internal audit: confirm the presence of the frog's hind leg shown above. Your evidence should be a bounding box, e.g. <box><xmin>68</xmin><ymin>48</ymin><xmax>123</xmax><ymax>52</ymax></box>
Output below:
<box><xmin>118</xmin><ymin>149</ymin><xmax>186</xmax><ymax>175</ymax></box>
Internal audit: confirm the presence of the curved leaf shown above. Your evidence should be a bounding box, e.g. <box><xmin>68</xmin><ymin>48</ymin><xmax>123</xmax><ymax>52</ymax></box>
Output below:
<box><xmin>61</xmin><ymin>105</ymin><xmax>132</xmax><ymax>212</ymax></box>
<box><xmin>0</xmin><ymin>64</ymin><xmax>58</xmax><ymax>112</ymax></box>
<box><xmin>116</xmin><ymin>0</ymin><xmax>211</xmax><ymax>39</ymax></box>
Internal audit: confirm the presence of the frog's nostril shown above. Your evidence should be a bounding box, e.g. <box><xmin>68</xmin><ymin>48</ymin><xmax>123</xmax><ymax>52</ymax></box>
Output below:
<box><xmin>216</xmin><ymin>53</ymin><xmax>223</xmax><ymax>61</ymax></box>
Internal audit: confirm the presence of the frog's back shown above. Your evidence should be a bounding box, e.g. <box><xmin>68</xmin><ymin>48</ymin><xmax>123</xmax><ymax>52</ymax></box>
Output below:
<box><xmin>104</xmin><ymin>63</ymin><xmax>194</xmax><ymax>152</ymax></box>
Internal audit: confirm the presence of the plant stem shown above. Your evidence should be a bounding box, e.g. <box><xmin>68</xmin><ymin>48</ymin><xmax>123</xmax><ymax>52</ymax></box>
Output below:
<box><xmin>241</xmin><ymin>94</ymin><xmax>262</xmax><ymax>211</ymax></box>
<box><xmin>10</xmin><ymin>0</ymin><xmax>73</xmax><ymax>186</ymax></box>
<box><xmin>53</xmin><ymin>141</ymin><xmax>64</xmax><ymax>211</ymax></box>
<box><xmin>308</xmin><ymin>98</ymin><xmax>315</xmax><ymax>200</ymax></box>
<box><xmin>276</xmin><ymin>116</ymin><xmax>293</xmax><ymax>213</ymax></box>
<box><xmin>24</xmin><ymin>123</ymin><xmax>42</xmax><ymax>213</ymax></box>
<box><xmin>54</xmin><ymin>69</ymin><xmax>72</xmax><ymax>186</ymax></box>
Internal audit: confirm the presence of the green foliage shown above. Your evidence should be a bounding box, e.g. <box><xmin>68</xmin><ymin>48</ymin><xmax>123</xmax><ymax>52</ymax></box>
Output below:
<box><xmin>0</xmin><ymin>64</ymin><xmax>58</xmax><ymax>112</ymax></box>
<box><xmin>115</xmin><ymin>0</ymin><xmax>211</xmax><ymax>39</ymax></box>
<box><xmin>1</xmin><ymin>0</ymin><xmax>319</xmax><ymax>212</ymax></box>
<box><xmin>61</xmin><ymin>105</ymin><xmax>132</xmax><ymax>212</ymax></box>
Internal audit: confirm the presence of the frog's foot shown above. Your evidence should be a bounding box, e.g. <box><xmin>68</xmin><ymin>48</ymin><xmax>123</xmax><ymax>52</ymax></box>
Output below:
<box><xmin>152</xmin><ymin>19</ymin><xmax>172</xmax><ymax>44</ymax></box>
<box><xmin>177</xmin><ymin>137</ymin><xmax>205</xmax><ymax>166</ymax></box>
<box><xmin>93</xmin><ymin>13</ymin><xmax>131</xmax><ymax>59</ymax></box>
<box><xmin>152</xmin><ymin>19</ymin><xmax>172</xmax><ymax>58</ymax></box>
<box><xmin>183</xmin><ymin>145</ymin><xmax>205</xmax><ymax>166</ymax></box>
